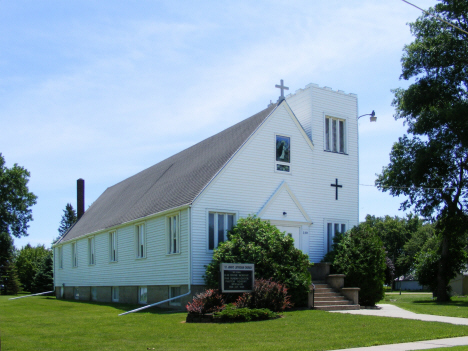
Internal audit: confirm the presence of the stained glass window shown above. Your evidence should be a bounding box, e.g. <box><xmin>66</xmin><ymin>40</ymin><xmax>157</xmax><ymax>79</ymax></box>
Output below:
<box><xmin>276</xmin><ymin>135</ymin><xmax>290</xmax><ymax>163</ymax></box>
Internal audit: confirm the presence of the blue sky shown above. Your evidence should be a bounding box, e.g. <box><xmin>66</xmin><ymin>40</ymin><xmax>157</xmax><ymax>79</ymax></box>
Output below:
<box><xmin>1</xmin><ymin>0</ymin><xmax>436</xmax><ymax>249</ymax></box>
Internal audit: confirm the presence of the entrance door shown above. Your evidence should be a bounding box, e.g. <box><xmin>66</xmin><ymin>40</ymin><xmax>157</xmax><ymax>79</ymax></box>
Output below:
<box><xmin>276</xmin><ymin>226</ymin><xmax>301</xmax><ymax>250</ymax></box>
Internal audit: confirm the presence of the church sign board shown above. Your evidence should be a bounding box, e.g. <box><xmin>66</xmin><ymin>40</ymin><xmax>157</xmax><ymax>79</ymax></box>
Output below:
<box><xmin>220</xmin><ymin>263</ymin><xmax>255</xmax><ymax>293</ymax></box>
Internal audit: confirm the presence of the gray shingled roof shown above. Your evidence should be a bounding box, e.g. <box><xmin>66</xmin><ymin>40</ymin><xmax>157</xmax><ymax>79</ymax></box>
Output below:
<box><xmin>58</xmin><ymin>104</ymin><xmax>277</xmax><ymax>243</ymax></box>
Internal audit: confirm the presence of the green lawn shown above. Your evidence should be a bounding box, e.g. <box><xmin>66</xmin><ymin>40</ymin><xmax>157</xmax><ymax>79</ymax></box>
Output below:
<box><xmin>381</xmin><ymin>293</ymin><xmax>468</xmax><ymax>318</ymax></box>
<box><xmin>2</xmin><ymin>296</ymin><xmax>468</xmax><ymax>350</ymax></box>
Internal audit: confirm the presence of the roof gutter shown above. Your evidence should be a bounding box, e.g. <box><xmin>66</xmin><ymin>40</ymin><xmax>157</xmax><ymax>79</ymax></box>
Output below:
<box><xmin>54</xmin><ymin>204</ymin><xmax>191</xmax><ymax>247</ymax></box>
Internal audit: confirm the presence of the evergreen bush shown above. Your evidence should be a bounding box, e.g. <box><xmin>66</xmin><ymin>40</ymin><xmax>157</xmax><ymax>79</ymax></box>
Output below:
<box><xmin>31</xmin><ymin>252</ymin><xmax>53</xmax><ymax>293</ymax></box>
<box><xmin>333</xmin><ymin>225</ymin><xmax>386</xmax><ymax>306</ymax></box>
<box><xmin>204</xmin><ymin>216</ymin><xmax>311</xmax><ymax>306</ymax></box>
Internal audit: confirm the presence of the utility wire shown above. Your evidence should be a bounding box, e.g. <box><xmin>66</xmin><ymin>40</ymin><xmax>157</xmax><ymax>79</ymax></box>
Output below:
<box><xmin>360</xmin><ymin>184</ymin><xmax>457</xmax><ymax>190</ymax></box>
<box><xmin>401</xmin><ymin>0</ymin><xmax>468</xmax><ymax>36</ymax></box>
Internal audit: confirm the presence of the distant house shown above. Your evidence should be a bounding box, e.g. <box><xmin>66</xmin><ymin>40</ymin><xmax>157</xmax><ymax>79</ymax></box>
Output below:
<box><xmin>450</xmin><ymin>272</ymin><xmax>468</xmax><ymax>296</ymax></box>
<box><xmin>394</xmin><ymin>279</ymin><xmax>425</xmax><ymax>291</ymax></box>
<box><xmin>53</xmin><ymin>82</ymin><xmax>359</xmax><ymax>307</ymax></box>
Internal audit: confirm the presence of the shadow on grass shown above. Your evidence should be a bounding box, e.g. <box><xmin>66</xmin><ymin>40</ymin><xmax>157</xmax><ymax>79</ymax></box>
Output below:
<box><xmin>52</xmin><ymin>297</ymin><xmax>185</xmax><ymax>315</ymax></box>
<box><xmin>412</xmin><ymin>300</ymin><xmax>468</xmax><ymax>307</ymax></box>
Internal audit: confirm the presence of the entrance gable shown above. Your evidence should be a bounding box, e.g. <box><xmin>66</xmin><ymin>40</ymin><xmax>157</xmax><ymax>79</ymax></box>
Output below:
<box><xmin>257</xmin><ymin>181</ymin><xmax>312</xmax><ymax>224</ymax></box>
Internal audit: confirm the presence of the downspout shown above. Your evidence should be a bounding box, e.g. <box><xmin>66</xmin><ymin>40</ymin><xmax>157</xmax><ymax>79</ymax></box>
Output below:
<box><xmin>119</xmin><ymin>206</ymin><xmax>193</xmax><ymax>316</ymax></box>
<box><xmin>9</xmin><ymin>291</ymin><xmax>55</xmax><ymax>300</ymax></box>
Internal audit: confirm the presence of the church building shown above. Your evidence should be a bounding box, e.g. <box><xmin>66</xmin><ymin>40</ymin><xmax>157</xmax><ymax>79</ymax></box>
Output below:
<box><xmin>53</xmin><ymin>81</ymin><xmax>359</xmax><ymax>307</ymax></box>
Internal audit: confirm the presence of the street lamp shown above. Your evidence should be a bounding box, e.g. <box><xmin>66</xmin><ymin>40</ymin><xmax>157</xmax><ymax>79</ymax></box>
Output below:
<box><xmin>358</xmin><ymin>110</ymin><xmax>377</xmax><ymax>122</ymax></box>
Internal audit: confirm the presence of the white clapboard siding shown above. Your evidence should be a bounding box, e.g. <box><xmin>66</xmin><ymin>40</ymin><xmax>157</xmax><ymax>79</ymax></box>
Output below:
<box><xmin>55</xmin><ymin>208</ymin><xmax>190</xmax><ymax>287</ymax></box>
<box><xmin>191</xmin><ymin>86</ymin><xmax>358</xmax><ymax>285</ymax></box>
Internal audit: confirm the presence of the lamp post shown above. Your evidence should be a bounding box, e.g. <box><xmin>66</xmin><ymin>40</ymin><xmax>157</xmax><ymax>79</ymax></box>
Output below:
<box><xmin>358</xmin><ymin>110</ymin><xmax>377</xmax><ymax>122</ymax></box>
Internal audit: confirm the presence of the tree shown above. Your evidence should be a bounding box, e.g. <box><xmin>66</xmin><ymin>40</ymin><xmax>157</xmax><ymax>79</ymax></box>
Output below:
<box><xmin>204</xmin><ymin>216</ymin><xmax>311</xmax><ymax>307</ymax></box>
<box><xmin>360</xmin><ymin>214</ymin><xmax>427</xmax><ymax>280</ymax></box>
<box><xmin>414</xmin><ymin>234</ymin><xmax>440</xmax><ymax>292</ymax></box>
<box><xmin>31</xmin><ymin>251</ymin><xmax>53</xmax><ymax>293</ymax></box>
<box><xmin>0</xmin><ymin>153</ymin><xmax>37</xmax><ymax>238</ymax></box>
<box><xmin>56</xmin><ymin>203</ymin><xmax>77</xmax><ymax>243</ymax></box>
<box><xmin>376</xmin><ymin>1</ymin><xmax>468</xmax><ymax>302</ymax></box>
<box><xmin>398</xmin><ymin>222</ymin><xmax>436</xmax><ymax>279</ymax></box>
<box><xmin>0</xmin><ymin>232</ymin><xmax>21</xmax><ymax>295</ymax></box>
<box><xmin>15</xmin><ymin>244</ymin><xmax>50</xmax><ymax>292</ymax></box>
<box><xmin>333</xmin><ymin>225</ymin><xmax>387</xmax><ymax>306</ymax></box>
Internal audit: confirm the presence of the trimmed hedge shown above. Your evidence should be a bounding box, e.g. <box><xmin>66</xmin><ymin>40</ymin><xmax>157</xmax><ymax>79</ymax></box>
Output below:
<box><xmin>214</xmin><ymin>305</ymin><xmax>279</xmax><ymax>322</ymax></box>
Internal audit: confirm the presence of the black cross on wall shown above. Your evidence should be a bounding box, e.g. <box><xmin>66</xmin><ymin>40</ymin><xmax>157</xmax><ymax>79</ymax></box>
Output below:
<box><xmin>330</xmin><ymin>178</ymin><xmax>343</xmax><ymax>200</ymax></box>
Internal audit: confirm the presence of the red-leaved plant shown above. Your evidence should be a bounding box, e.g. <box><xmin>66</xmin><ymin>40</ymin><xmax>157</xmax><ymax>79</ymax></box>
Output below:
<box><xmin>186</xmin><ymin>289</ymin><xmax>225</xmax><ymax>315</ymax></box>
<box><xmin>235</xmin><ymin>278</ymin><xmax>292</xmax><ymax>312</ymax></box>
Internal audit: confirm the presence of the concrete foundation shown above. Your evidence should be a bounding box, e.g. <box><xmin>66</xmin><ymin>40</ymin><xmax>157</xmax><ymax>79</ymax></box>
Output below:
<box><xmin>97</xmin><ymin>286</ymin><xmax>111</xmax><ymax>302</ymax></box>
<box><xmin>55</xmin><ymin>284</ymin><xmax>203</xmax><ymax>309</ymax></box>
<box><xmin>120</xmin><ymin>286</ymin><xmax>138</xmax><ymax>304</ymax></box>
<box><xmin>79</xmin><ymin>286</ymin><xmax>91</xmax><ymax>301</ymax></box>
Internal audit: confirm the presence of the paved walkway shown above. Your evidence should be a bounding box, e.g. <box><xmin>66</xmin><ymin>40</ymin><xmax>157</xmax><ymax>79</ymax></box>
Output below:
<box><xmin>330</xmin><ymin>304</ymin><xmax>468</xmax><ymax>350</ymax></box>
<box><xmin>332</xmin><ymin>304</ymin><xmax>468</xmax><ymax>325</ymax></box>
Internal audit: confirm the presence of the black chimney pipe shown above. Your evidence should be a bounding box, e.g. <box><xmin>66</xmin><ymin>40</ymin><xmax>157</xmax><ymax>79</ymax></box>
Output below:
<box><xmin>77</xmin><ymin>178</ymin><xmax>85</xmax><ymax>219</ymax></box>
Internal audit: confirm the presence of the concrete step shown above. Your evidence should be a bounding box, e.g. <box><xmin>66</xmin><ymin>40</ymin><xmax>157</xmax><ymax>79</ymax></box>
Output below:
<box><xmin>314</xmin><ymin>304</ymin><xmax>360</xmax><ymax>311</ymax></box>
<box><xmin>314</xmin><ymin>296</ymin><xmax>348</xmax><ymax>301</ymax></box>
<box><xmin>313</xmin><ymin>288</ymin><xmax>335</xmax><ymax>293</ymax></box>
<box><xmin>314</xmin><ymin>300</ymin><xmax>351</xmax><ymax>306</ymax></box>
<box><xmin>314</xmin><ymin>292</ymin><xmax>341</xmax><ymax>297</ymax></box>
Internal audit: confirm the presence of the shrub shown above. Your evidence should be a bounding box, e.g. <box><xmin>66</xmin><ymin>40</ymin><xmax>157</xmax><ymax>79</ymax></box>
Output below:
<box><xmin>204</xmin><ymin>216</ymin><xmax>311</xmax><ymax>306</ymax></box>
<box><xmin>333</xmin><ymin>225</ymin><xmax>386</xmax><ymax>306</ymax></box>
<box><xmin>186</xmin><ymin>289</ymin><xmax>225</xmax><ymax>315</ymax></box>
<box><xmin>235</xmin><ymin>279</ymin><xmax>292</xmax><ymax>312</ymax></box>
<box><xmin>214</xmin><ymin>304</ymin><xmax>279</xmax><ymax>322</ymax></box>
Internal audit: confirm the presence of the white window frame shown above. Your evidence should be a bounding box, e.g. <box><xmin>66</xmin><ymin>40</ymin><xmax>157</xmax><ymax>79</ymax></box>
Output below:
<box><xmin>112</xmin><ymin>286</ymin><xmax>119</xmax><ymax>302</ymax></box>
<box><xmin>58</xmin><ymin>246</ymin><xmax>63</xmax><ymax>269</ymax></box>
<box><xmin>109</xmin><ymin>231</ymin><xmax>118</xmax><ymax>262</ymax></box>
<box><xmin>167</xmin><ymin>213</ymin><xmax>180</xmax><ymax>254</ymax></box>
<box><xmin>138</xmin><ymin>286</ymin><xmax>148</xmax><ymax>304</ymax></box>
<box><xmin>325</xmin><ymin>220</ymin><xmax>348</xmax><ymax>253</ymax></box>
<box><xmin>207</xmin><ymin>211</ymin><xmax>237</xmax><ymax>251</ymax></box>
<box><xmin>88</xmin><ymin>236</ymin><xmax>95</xmax><ymax>265</ymax></box>
<box><xmin>71</xmin><ymin>242</ymin><xmax>78</xmax><ymax>267</ymax></box>
<box><xmin>274</xmin><ymin>133</ymin><xmax>292</xmax><ymax>174</ymax></box>
<box><xmin>169</xmin><ymin>286</ymin><xmax>182</xmax><ymax>306</ymax></box>
<box><xmin>135</xmin><ymin>223</ymin><xmax>146</xmax><ymax>259</ymax></box>
<box><xmin>324</xmin><ymin>115</ymin><xmax>347</xmax><ymax>154</ymax></box>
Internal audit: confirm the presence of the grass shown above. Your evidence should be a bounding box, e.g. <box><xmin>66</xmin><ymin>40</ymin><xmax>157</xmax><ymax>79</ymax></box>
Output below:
<box><xmin>2</xmin><ymin>296</ymin><xmax>468</xmax><ymax>350</ymax></box>
<box><xmin>381</xmin><ymin>293</ymin><xmax>468</xmax><ymax>318</ymax></box>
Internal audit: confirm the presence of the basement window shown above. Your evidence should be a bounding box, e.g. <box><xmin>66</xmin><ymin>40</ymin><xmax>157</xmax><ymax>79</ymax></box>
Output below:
<box><xmin>139</xmin><ymin>286</ymin><xmax>147</xmax><ymax>304</ymax></box>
